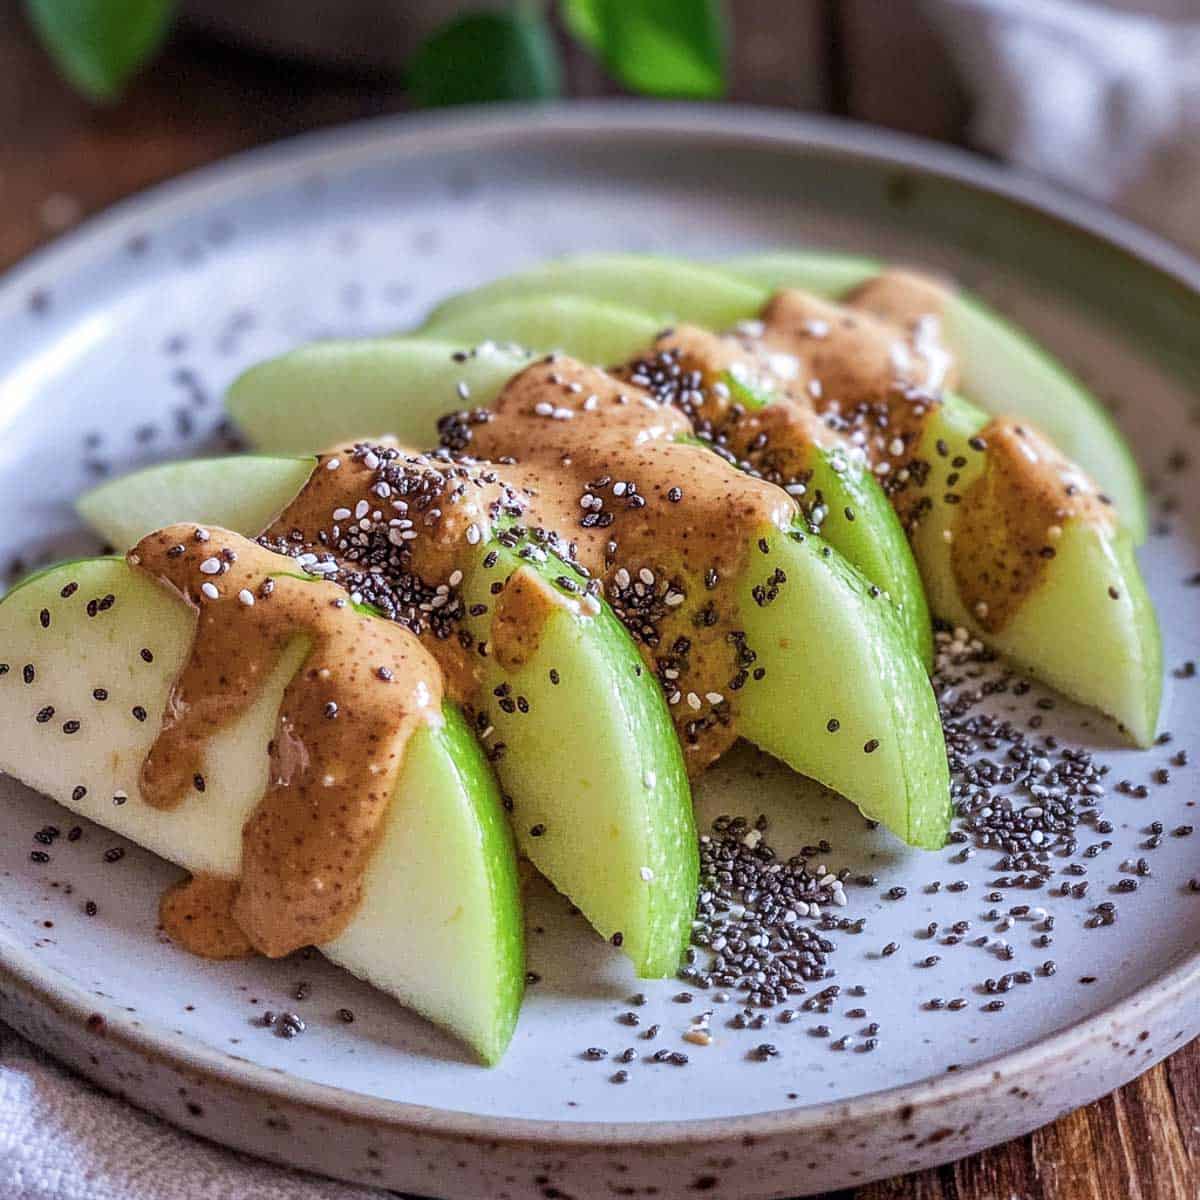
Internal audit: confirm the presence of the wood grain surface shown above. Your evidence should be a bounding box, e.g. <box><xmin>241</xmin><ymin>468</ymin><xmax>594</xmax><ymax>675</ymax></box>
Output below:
<box><xmin>0</xmin><ymin>7</ymin><xmax>1195</xmax><ymax>1198</ymax></box>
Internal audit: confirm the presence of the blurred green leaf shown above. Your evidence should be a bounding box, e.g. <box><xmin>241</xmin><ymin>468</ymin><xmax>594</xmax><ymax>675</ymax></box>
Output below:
<box><xmin>408</xmin><ymin>10</ymin><xmax>563</xmax><ymax>108</ymax></box>
<box><xmin>561</xmin><ymin>0</ymin><xmax>727</xmax><ymax>99</ymax></box>
<box><xmin>24</xmin><ymin>0</ymin><xmax>175</xmax><ymax>102</ymax></box>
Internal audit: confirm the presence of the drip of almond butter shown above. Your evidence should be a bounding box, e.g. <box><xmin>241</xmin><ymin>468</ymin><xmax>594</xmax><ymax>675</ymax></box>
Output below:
<box><xmin>159</xmin><ymin>874</ymin><xmax>251</xmax><ymax>959</ymax></box>
<box><xmin>133</xmin><ymin>525</ymin><xmax>441</xmax><ymax>959</ymax></box>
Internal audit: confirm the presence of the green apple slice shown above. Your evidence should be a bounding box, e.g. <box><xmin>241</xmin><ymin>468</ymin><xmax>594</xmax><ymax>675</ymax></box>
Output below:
<box><xmin>908</xmin><ymin>394</ymin><xmax>1162</xmax><ymax>746</ymax></box>
<box><xmin>79</xmin><ymin>456</ymin><xmax>318</xmax><ymax>549</ymax></box>
<box><xmin>421</xmin><ymin>255</ymin><xmax>764</xmax><ymax>332</ymax></box>
<box><xmin>723</xmin><ymin>251</ymin><xmax>1147</xmax><ymax>541</ymax></box>
<box><xmin>227</xmin><ymin>339</ymin><xmax>530</xmax><ymax>455</ymax></box>
<box><xmin>735</xmin><ymin>524</ymin><xmax>949</xmax><ymax>849</ymax></box>
<box><xmin>0</xmin><ymin>556</ymin><xmax>523</xmax><ymax>1064</ymax></box>
<box><xmin>76</xmin><ymin>459</ymin><xmax>697</xmax><ymax>977</ymax></box>
<box><xmin>421</xmin><ymin>294</ymin><xmax>660</xmax><ymax>366</ymax></box>
<box><xmin>719</xmin><ymin>250</ymin><xmax>882</xmax><ymax>298</ymax></box>
<box><xmin>656</xmin><ymin>336</ymin><xmax>933</xmax><ymax>667</ymax></box>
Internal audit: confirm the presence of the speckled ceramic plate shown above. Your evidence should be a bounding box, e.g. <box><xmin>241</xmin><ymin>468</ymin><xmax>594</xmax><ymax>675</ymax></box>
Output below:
<box><xmin>0</xmin><ymin>105</ymin><xmax>1197</xmax><ymax>1200</ymax></box>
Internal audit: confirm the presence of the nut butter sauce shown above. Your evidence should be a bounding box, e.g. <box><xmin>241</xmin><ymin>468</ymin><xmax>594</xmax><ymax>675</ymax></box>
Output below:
<box><xmin>265</xmin><ymin>359</ymin><xmax>794</xmax><ymax>775</ymax></box>
<box><xmin>132</xmin><ymin>525</ymin><xmax>442</xmax><ymax>959</ymax></box>
<box><xmin>635</xmin><ymin>271</ymin><xmax>1110</xmax><ymax>637</ymax></box>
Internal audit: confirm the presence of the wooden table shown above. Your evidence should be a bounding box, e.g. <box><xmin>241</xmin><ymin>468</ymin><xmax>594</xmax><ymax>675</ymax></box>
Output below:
<box><xmin>1</xmin><ymin>9</ymin><xmax>1195</xmax><ymax>1198</ymax></box>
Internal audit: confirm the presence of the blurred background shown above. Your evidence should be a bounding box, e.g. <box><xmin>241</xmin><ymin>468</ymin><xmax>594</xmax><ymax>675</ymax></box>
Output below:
<box><xmin>6</xmin><ymin>0</ymin><xmax>1200</xmax><ymax>274</ymax></box>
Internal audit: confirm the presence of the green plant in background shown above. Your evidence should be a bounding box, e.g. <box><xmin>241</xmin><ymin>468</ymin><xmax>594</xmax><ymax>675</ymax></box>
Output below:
<box><xmin>25</xmin><ymin>0</ymin><xmax>175</xmax><ymax>102</ymax></box>
<box><xmin>24</xmin><ymin>0</ymin><xmax>728</xmax><ymax>106</ymax></box>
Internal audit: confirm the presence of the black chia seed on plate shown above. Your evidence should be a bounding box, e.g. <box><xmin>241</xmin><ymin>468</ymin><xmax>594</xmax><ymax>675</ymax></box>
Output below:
<box><xmin>683</xmin><ymin>812</ymin><xmax>855</xmax><ymax>1009</ymax></box>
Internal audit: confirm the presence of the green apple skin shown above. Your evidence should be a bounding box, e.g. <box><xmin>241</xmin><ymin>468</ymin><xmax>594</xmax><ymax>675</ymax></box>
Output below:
<box><xmin>421</xmin><ymin>255</ymin><xmax>765</xmax><ymax>332</ymax></box>
<box><xmin>227</xmin><ymin>339</ymin><xmax>530</xmax><ymax>456</ymax></box>
<box><xmin>722</xmin><ymin>252</ymin><xmax>1147</xmax><ymax>542</ymax></box>
<box><xmin>422</xmin><ymin>294</ymin><xmax>661</xmax><ymax>367</ymax></box>
<box><xmin>0</xmin><ymin>557</ymin><xmax>524</xmax><ymax>1064</ymax></box>
<box><xmin>77</xmin><ymin>460</ymin><xmax>697</xmax><ymax>978</ymax></box>
<box><xmin>723</xmin><ymin>374</ymin><xmax>933</xmax><ymax>668</ymax></box>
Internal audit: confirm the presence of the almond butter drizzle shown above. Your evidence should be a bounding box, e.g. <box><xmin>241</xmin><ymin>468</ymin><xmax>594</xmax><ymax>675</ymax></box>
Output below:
<box><xmin>134</xmin><ymin>526</ymin><xmax>441</xmax><ymax>959</ymax></box>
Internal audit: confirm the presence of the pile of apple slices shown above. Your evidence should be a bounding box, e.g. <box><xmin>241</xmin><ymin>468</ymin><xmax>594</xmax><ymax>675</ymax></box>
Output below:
<box><xmin>0</xmin><ymin>253</ymin><xmax>1161</xmax><ymax>1066</ymax></box>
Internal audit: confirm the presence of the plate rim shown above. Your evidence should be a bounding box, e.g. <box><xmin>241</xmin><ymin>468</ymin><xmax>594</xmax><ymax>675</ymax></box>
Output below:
<box><xmin>1</xmin><ymin>100</ymin><xmax>1197</xmax><ymax>1148</ymax></box>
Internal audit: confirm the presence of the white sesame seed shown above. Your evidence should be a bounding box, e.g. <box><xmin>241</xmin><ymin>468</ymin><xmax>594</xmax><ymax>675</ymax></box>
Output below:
<box><xmin>705</xmin><ymin>692</ymin><xmax>724</xmax><ymax>705</ymax></box>
<box><xmin>466</xmin><ymin>524</ymin><xmax>481</xmax><ymax>545</ymax></box>
<box><xmin>332</xmin><ymin>507</ymin><xmax>352</xmax><ymax>521</ymax></box>
<box><xmin>200</xmin><ymin>582</ymin><xmax>219</xmax><ymax>600</ymax></box>
<box><xmin>686</xmin><ymin>692</ymin><xmax>701</xmax><ymax>711</ymax></box>
<box><xmin>639</xmin><ymin>867</ymin><xmax>655</xmax><ymax>883</ymax></box>
<box><xmin>448</xmin><ymin>570</ymin><xmax>463</xmax><ymax>587</ymax></box>
<box><xmin>638</xmin><ymin>568</ymin><xmax>655</xmax><ymax>586</ymax></box>
<box><xmin>238</xmin><ymin>589</ymin><xmax>255</xmax><ymax>607</ymax></box>
<box><xmin>362</xmin><ymin>452</ymin><xmax>380</xmax><ymax>470</ymax></box>
<box><xmin>614</xmin><ymin>567</ymin><xmax>631</xmax><ymax>589</ymax></box>
<box><xmin>326</xmin><ymin>458</ymin><xmax>341</xmax><ymax>470</ymax></box>
<box><xmin>354</xmin><ymin>500</ymin><xmax>369</xmax><ymax>519</ymax></box>
<box><xmin>199</xmin><ymin>557</ymin><xmax>221</xmax><ymax>575</ymax></box>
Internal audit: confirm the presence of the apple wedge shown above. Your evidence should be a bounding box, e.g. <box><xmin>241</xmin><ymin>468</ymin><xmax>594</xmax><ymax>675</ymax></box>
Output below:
<box><xmin>226</xmin><ymin>339</ymin><xmax>530</xmax><ymax>456</ymax></box>
<box><xmin>77</xmin><ymin>457</ymin><xmax>698</xmax><ymax>978</ymax></box>
<box><xmin>421</xmin><ymin>256</ymin><xmax>765</xmax><ymax>333</ymax></box>
<box><xmin>0</xmin><ymin>554</ymin><xmax>523</xmax><ymax>1064</ymax></box>
<box><xmin>421</xmin><ymin>294</ymin><xmax>660</xmax><ymax>366</ymax></box>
